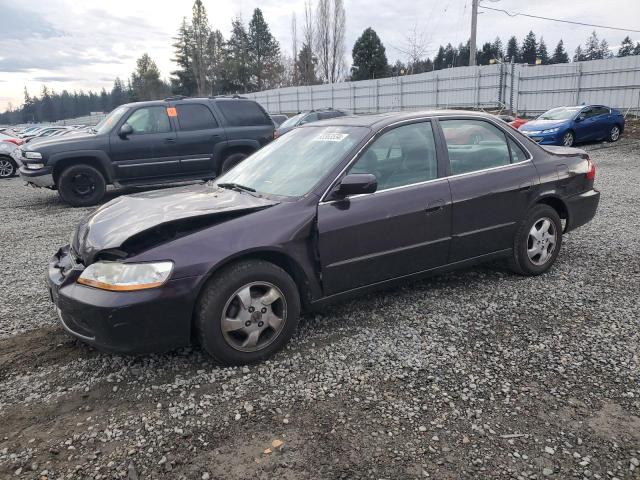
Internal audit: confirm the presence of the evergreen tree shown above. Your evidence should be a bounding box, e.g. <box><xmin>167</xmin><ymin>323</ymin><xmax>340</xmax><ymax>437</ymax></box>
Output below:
<box><xmin>521</xmin><ymin>31</ymin><xmax>537</xmax><ymax>64</ymax></box>
<box><xmin>550</xmin><ymin>39</ymin><xmax>569</xmax><ymax>64</ymax></box>
<box><xmin>296</xmin><ymin>42</ymin><xmax>318</xmax><ymax>85</ymax></box>
<box><xmin>40</xmin><ymin>86</ymin><xmax>55</xmax><ymax>122</ymax></box>
<box><xmin>491</xmin><ymin>37</ymin><xmax>504</xmax><ymax>60</ymax></box>
<box><xmin>573</xmin><ymin>45</ymin><xmax>586</xmax><ymax>62</ymax></box>
<box><xmin>443</xmin><ymin>43</ymin><xmax>457</xmax><ymax>68</ymax></box>
<box><xmin>171</xmin><ymin>18</ymin><xmax>198</xmax><ymax>96</ymax></box>
<box><xmin>618</xmin><ymin>36</ymin><xmax>635</xmax><ymax>57</ymax></box>
<box><xmin>506</xmin><ymin>36</ymin><xmax>519</xmax><ymax>62</ymax></box>
<box><xmin>537</xmin><ymin>37</ymin><xmax>549</xmax><ymax>65</ymax></box>
<box><xmin>248</xmin><ymin>8</ymin><xmax>283</xmax><ymax>90</ymax></box>
<box><xmin>351</xmin><ymin>27</ymin><xmax>389</xmax><ymax>80</ymax></box>
<box><xmin>225</xmin><ymin>18</ymin><xmax>251</xmax><ymax>92</ymax></box>
<box><xmin>584</xmin><ymin>31</ymin><xmax>601</xmax><ymax>60</ymax></box>
<box><xmin>99</xmin><ymin>88</ymin><xmax>111</xmax><ymax>112</ymax></box>
<box><xmin>111</xmin><ymin>78</ymin><xmax>129</xmax><ymax>107</ymax></box>
<box><xmin>130</xmin><ymin>54</ymin><xmax>167</xmax><ymax>101</ymax></box>
<box><xmin>634</xmin><ymin>42</ymin><xmax>640</xmax><ymax>55</ymax></box>
<box><xmin>600</xmin><ymin>38</ymin><xmax>613</xmax><ymax>58</ymax></box>
<box><xmin>207</xmin><ymin>30</ymin><xmax>226</xmax><ymax>95</ymax></box>
<box><xmin>433</xmin><ymin>45</ymin><xmax>446</xmax><ymax>70</ymax></box>
<box><xmin>454</xmin><ymin>41</ymin><xmax>470</xmax><ymax>67</ymax></box>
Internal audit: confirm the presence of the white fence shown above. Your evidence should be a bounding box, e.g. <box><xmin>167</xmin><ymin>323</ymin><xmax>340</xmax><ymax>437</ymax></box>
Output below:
<box><xmin>54</xmin><ymin>113</ymin><xmax>106</xmax><ymax>126</ymax></box>
<box><xmin>247</xmin><ymin>55</ymin><xmax>640</xmax><ymax>117</ymax></box>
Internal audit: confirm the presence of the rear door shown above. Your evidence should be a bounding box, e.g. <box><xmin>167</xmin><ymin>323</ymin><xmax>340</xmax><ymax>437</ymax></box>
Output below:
<box><xmin>317</xmin><ymin>120</ymin><xmax>452</xmax><ymax>295</ymax></box>
<box><xmin>440</xmin><ymin>118</ymin><xmax>539</xmax><ymax>263</ymax></box>
<box><xmin>110</xmin><ymin>105</ymin><xmax>180</xmax><ymax>180</ymax></box>
<box><xmin>173</xmin><ymin>102</ymin><xmax>225</xmax><ymax>175</ymax></box>
<box><xmin>591</xmin><ymin>106</ymin><xmax>612</xmax><ymax>138</ymax></box>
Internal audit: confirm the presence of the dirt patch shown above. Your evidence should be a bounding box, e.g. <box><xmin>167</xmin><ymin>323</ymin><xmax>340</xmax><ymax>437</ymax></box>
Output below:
<box><xmin>588</xmin><ymin>402</ymin><xmax>640</xmax><ymax>442</ymax></box>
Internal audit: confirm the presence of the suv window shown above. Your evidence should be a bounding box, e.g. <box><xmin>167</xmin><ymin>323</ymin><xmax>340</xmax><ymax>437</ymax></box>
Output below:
<box><xmin>126</xmin><ymin>106</ymin><xmax>171</xmax><ymax>134</ymax></box>
<box><xmin>349</xmin><ymin>122</ymin><xmax>438</xmax><ymax>190</ymax></box>
<box><xmin>217</xmin><ymin>100</ymin><xmax>271</xmax><ymax>126</ymax></box>
<box><xmin>441</xmin><ymin>119</ymin><xmax>511</xmax><ymax>175</ymax></box>
<box><xmin>176</xmin><ymin>104</ymin><xmax>218</xmax><ymax>130</ymax></box>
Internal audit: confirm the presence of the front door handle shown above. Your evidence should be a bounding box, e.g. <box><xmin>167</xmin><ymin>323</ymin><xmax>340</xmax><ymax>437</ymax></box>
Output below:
<box><xmin>425</xmin><ymin>199</ymin><xmax>445</xmax><ymax>214</ymax></box>
<box><xmin>164</xmin><ymin>137</ymin><xmax>176</xmax><ymax>144</ymax></box>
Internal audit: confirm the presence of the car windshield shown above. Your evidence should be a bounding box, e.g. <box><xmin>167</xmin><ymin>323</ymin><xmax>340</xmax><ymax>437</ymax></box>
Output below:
<box><xmin>538</xmin><ymin>107</ymin><xmax>581</xmax><ymax>121</ymax></box>
<box><xmin>216</xmin><ymin>126</ymin><xmax>369</xmax><ymax>198</ymax></box>
<box><xmin>94</xmin><ymin>106</ymin><xmax>129</xmax><ymax>134</ymax></box>
<box><xmin>278</xmin><ymin>113</ymin><xmax>305</xmax><ymax>129</ymax></box>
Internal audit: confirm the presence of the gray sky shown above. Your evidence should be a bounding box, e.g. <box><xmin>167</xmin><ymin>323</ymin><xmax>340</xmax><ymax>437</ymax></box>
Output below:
<box><xmin>1</xmin><ymin>0</ymin><xmax>639</xmax><ymax>112</ymax></box>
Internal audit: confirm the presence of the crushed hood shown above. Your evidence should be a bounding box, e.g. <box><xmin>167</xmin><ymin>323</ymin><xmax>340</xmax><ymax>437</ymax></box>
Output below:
<box><xmin>72</xmin><ymin>183</ymin><xmax>278</xmax><ymax>263</ymax></box>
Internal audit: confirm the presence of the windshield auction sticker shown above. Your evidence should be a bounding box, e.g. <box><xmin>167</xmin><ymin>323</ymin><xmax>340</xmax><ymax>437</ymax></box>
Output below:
<box><xmin>313</xmin><ymin>133</ymin><xmax>349</xmax><ymax>142</ymax></box>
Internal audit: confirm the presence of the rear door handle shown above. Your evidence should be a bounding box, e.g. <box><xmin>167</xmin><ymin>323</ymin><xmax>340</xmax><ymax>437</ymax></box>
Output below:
<box><xmin>164</xmin><ymin>137</ymin><xmax>176</xmax><ymax>143</ymax></box>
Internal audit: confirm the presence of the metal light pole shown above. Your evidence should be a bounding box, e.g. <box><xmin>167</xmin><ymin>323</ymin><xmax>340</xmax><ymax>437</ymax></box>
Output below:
<box><xmin>469</xmin><ymin>0</ymin><xmax>479</xmax><ymax>66</ymax></box>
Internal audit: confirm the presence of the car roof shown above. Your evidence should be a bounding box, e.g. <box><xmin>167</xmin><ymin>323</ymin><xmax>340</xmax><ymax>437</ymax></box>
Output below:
<box><xmin>120</xmin><ymin>96</ymin><xmax>257</xmax><ymax>108</ymax></box>
<box><xmin>298</xmin><ymin>109</ymin><xmax>502</xmax><ymax>130</ymax></box>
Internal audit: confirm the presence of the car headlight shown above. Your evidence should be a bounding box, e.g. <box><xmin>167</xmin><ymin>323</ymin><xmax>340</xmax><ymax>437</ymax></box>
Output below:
<box><xmin>24</xmin><ymin>151</ymin><xmax>42</xmax><ymax>159</ymax></box>
<box><xmin>77</xmin><ymin>261</ymin><xmax>173</xmax><ymax>291</ymax></box>
<box><xmin>541</xmin><ymin>128</ymin><xmax>560</xmax><ymax>134</ymax></box>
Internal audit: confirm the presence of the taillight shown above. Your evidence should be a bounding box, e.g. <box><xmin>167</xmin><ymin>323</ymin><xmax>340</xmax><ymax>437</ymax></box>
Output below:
<box><xmin>586</xmin><ymin>157</ymin><xmax>596</xmax><ymax>181</ymax></box>
<box><xmin>273</xmin><ymin>130</ymin><xmax>280</xmax><ymax>139</ymax></box>
<box><xmin>3</xmin><ymin>138</ymin><xmax>23</xmax><ymax>146</ymax></box>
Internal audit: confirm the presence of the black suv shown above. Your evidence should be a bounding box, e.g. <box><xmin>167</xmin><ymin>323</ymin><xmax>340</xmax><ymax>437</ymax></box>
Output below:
<box><xmin>274</xmin><ymin>108</ymin><xmax>348</xmax><ymax>137</ymax></box>
<box><xmin>18</xmin><ymin>96</ymin><xmax>274</xmax><ymax>206</ymax></box>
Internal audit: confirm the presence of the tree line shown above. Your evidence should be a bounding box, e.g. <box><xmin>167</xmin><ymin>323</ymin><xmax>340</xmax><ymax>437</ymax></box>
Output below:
<box><xmin>1</xmin><ymin>0</ymin><xmax>639</xmax><ymax>124</ymax></box>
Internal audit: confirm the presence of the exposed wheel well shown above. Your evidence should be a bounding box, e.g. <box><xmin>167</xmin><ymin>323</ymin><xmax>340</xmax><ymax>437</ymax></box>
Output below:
<box><xmin>190</xmin><ymin>251</ymin><xmax>314</xmax><ymax>340</ymax></box>
<box><xmin>52</xmin><ymin>157</ymin><xmax>109</xmax><ymax>184</ymax></box>
<box><xmin>536</xmin><ymin>197</ymin><xmax>568</xmax><ymax>231</ymax></box>
<box><xmin>220</xmin><ymin>146</ymin><xmax>255</xmax><ymax>161</ymax></box>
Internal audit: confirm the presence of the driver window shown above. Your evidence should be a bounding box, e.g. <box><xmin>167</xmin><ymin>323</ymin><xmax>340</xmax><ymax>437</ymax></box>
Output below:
<box><xmin>582</xmin><ymin>108</ymin><xmax>596</xmax><ymax>119</ymax></box>
<box><xmin>126</xmin><ymin>106</ymin><xmax>171</xmax><ymax>134</ymax></box>
<box><xmin>349</xmin><ymin>122</ymin><xmax>438</xmax><ymax>190</ymax></box>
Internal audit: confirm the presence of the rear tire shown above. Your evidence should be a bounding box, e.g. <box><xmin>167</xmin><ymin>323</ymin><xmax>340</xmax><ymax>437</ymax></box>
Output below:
<box><xmin>196</xmin><ymin>260</ymin><xmax>301</xmax><ymax>366</ymax></box>
<box><xmin>57</xmin><ymin>164</ymin><xmax>106</xmax><ymax>207</ymax></box>
<box><xmin>220</xmin><ymin>153</ymin><xmax>248</xmax><ymax>174</ymax></box>
<box><xmin>608</xmin><ymin>125</ymin><xmax>621</xmax><ymax>142</ymax></box>
<box><xmin>509</xmin><ymin>204</ymin><xmax>562</xmax><ymax>276</ymax></box>
<box><xmin>0</xmin><ymin>157</ymin><xmax>17</xmax><ymax>178</ymax></box>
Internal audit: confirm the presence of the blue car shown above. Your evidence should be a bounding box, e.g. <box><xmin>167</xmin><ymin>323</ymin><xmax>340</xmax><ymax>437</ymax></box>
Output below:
<box><xmin>519</xmin><ymin>105</ymin><xmax>624</xmax><ymax>147</ymax></box>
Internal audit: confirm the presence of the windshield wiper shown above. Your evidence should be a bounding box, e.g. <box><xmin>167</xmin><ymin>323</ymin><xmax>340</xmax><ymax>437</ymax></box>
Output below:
<box><xmin>217</xmin><ymin>182</ymin><xmax>256</xmax><ymax>193</ymax></box>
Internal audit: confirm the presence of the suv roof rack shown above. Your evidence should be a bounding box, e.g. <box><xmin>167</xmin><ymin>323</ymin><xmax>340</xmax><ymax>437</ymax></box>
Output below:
<box><xmin>164</xmin><ymin>95</ymin><xmax>189</xmax><ymax>101</ymax></box>
<box><xmin>208</xmin><ymin>94</ymin><xmax>247</xmax><ymax>100</ymax></box>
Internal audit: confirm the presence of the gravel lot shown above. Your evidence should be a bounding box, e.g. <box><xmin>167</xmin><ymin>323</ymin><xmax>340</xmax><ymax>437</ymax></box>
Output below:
<box><xmin>1</xmin><ymin>139</ymin><xmax>639</xmax><ymax>480</ymax></box>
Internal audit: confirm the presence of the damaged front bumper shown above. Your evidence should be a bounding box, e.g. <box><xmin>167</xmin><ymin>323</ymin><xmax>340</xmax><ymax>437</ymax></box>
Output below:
<box><xmin>48</xmin><ymin>245</ymin><xmax>201</xmax><ymax>353</ymax></box>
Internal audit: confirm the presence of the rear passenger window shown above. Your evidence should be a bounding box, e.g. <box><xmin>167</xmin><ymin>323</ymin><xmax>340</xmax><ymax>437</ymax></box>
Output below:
<box><xmin>441</xmin><ymin>119</ymin><xmax>511</xmax><ymax>175</ymax></box>
<box><xmin>349</xmin><ymin>122</ymin><xmax>438</xmax><ymax>190</ymax></box>
<box><xmin>508</xmin><ymin>138</ymin><xmax>528</xmax><ymax>162</ymax></box>
<box><xmin>176</xmin><ymin>104</ymin><xmax>218</xmax><ymax>130</ymax></box>
<box><xmin>217</xmin><ymin>101</ymin><xmax>271</xmax><ymax>126</ymax></box>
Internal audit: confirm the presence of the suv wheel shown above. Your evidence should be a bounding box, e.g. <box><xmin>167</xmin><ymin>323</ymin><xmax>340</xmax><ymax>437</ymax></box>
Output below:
<box><xmin>221</xmin><ymin>153</ymin><xmax>248</xmax><ymax>174</ymax></box>
<box><xmin>0</xmin><ymin>157</ymin><xmax>17</xmax><ymax>178</ymax></box>
<box><xmin>196</xmin><ymin>260</ymin><xmax>301</xmax><ymax>366</ymax></box>
<box><xmin>509</xmin><ymin>204</ymin><xmax>563</xmax><ymax>276</ymax></box>
<box><xmin>57</xmin><ymin>164</ymin><xmax>106</xmax><ymax>207</ymax></box>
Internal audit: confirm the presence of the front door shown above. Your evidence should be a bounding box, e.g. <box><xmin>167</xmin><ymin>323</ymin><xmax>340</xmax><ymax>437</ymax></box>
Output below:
<box><xmin>110</xmin><ymin>105</ymin><xmax>180</xmax><ymax>180</ymax></box>
<box><xmin>317</xmin><ymin>121</ymin><xmax>452</xmax><ymax>296</ymax></box>
<box><xmin>439</xmin><ymin>118</ymin><xmax>539</xmax><ymax>262</ymax></box>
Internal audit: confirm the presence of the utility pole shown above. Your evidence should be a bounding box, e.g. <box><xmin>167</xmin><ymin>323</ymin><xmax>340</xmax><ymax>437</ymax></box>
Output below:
<box><xmin>469</xmin><ymin>0</ymin><xmax>479</xmax><ymax>66</ymax></box>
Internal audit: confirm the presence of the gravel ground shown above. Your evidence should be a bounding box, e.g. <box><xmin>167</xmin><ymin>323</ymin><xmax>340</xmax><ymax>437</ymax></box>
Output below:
<box><xmin>0</xmin><ymin>139</ymin><xmax>639</xmax><ymax>480</ymax></box>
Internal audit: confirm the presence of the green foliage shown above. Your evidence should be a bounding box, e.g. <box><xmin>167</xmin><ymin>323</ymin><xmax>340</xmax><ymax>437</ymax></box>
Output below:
<box><xmin>351</xmin><ymin>28</ymin><xmax>389</xmax><ymax>80</ymax></box>
<box><xmin>506</xmin><ymin>36</ymin><xmax>520</xmax><ymax>63</ymax></box>
<box><xmin>521</xmin><ymin>31</ymin><xmax>537</xmax><ymax>65</ymax></box>
<box><xmin>296</xmin><ymin>42</ymin><xmax>318</xmax><ymax>85</ymax></box>
<box><xmin>130</xmin><ymin>53</ymin><xmax>170</xmax><ymax>101</ymax></box>
<box><xmin>550</xmin><ymin>40</ymin><xmax>569</xmax><ymax>64</ymax></box>
<box><xmin>248</xmin><ymin>8</ymin><xmax>283</xmax><ymax>90</ymax></box>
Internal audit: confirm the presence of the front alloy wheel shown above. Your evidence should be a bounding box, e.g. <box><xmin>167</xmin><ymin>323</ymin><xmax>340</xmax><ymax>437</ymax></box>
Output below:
<box><xmin>562</xmin><ymin>131</ymin><xmax>574</xmax><ymax>147</ymax></box>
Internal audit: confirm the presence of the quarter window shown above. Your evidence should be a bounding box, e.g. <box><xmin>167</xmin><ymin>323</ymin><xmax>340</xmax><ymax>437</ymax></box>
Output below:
<box><xmin>176</xmin><ymin>104</ymin><xmax>218</xmax><ymax>130</ymax></box>
<box><xmin>441</xmin><ymin>119</ymin><xmax>511</xmax><ymax>175</ymax></box>
<box><xmin>217</xmin><ymin>100</ymin><xmax>271</xmax><ymax>126</ymax></box>
<box><xmin>349</xmin><ymin>122</ymin><xmax>438</xmax><ymax>190</ymax></box>
<box><xmin>125</xmin><ymin>107</ymin><xmax>171</xmax><ymax>134</ymax></box>
<box><xmin>508</xmin><ymin>138</ymin><xmax>528</xmax><ymax>162</ymax></box>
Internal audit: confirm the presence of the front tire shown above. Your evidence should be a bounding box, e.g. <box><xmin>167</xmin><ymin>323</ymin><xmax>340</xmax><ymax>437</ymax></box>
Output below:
<box><xmin>608</xmin><ymin>125</ymin><xmax>621</xmax><ymax>142</ymax></box>
<box><xmin>196</xmin><ymin>260</ymin><xmax>301</xmax><ymax>366</ymax></box>
<box><xmin>0</xmin><ymin>157</ymin><xmax>17</xmax><ymax>178</ymax></box>
<box><xmin>57</xmin><ymin>164</ymin><xmax>106</xmax><ymax>207</ymax></box>
<box><xmin>561</xmin><ymin>131</ymin><xmax>575</xmax><ymax>147</ymax></box>
<box><xmin>509</xmin><ymin>204</ymin><xmax>562</xmax><ymax>276</ymax></box>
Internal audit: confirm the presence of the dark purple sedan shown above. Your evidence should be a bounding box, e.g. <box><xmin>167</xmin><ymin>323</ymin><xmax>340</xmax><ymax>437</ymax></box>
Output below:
<box><xmin>49</xmin><ymin>111</ymin><xmax>600</xmax><ymax>365</ymax></box>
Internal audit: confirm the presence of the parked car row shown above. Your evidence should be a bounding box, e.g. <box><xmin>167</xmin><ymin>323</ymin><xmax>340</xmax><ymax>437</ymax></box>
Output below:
<box><xmin>46</xmin><ymin>107</ymin><xmax>601</xmax><ymax>365</ymax></box>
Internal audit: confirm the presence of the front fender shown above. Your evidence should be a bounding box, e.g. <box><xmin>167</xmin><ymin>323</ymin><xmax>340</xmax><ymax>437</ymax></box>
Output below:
<box><xmin>48</xmin><ymin>150</ymin><xmax>115</xmax><ymax>182</ymax></box>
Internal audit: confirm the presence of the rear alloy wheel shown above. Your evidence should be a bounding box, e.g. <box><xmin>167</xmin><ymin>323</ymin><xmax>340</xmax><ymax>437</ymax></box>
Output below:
<box><xmin>562</xmin><ymin>131</ymin><xmax>574</xmax><ymax>147</ymax></box>
<box><xmin>57</xmin><ymin>164</ymin><xmax>106</xmax><ymax>207</ymax></box>
<box><xmin>0</xmin><ymin>157</ymin><xmax>17</xmax><ymax>178</ymax></box>
<box><xmin>509</xmin><ymin>204</ymin><xmax>563</xmax><ymax>276</ymax></box>
<box><xmin>196</xmin><ymin>260</ymin><xmax>300</xmax><ymax>365</ymax></box>
<box><xmin>608</xmin><ymin>125</ymin><xmax>621</xmax><ymax>142</ymax></box>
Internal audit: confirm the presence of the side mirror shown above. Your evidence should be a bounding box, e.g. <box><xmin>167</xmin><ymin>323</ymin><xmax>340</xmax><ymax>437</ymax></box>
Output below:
<box><xmin>119</xmin><ymin>123</ymin><xmax>133</xmax><ymax>137</ymax></box>
<box><xmin>575</xmin><ymin>114</ymin><xmax>585</xmax><ymax>123</ymax></box>
<box><xmin>333</xmin><ymin>174</ymin><xmax>377</xmax><ymax>198</ymax></box>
